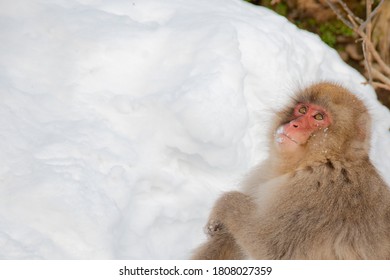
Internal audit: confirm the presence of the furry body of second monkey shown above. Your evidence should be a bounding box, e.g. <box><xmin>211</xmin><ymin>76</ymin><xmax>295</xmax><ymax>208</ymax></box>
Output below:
<box><xmin>192</xmin><ymin>83</ymin><xmax>390</xmax><ymax>260</ymax></box>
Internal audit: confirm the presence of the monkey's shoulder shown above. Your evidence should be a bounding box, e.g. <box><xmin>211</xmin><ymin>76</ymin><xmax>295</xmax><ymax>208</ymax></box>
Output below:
<box><xmin>259</xmin><ymin>161</ymin><xmax>390</xmax><ymax>259</ymax></box>
<box><xmin>277</xmin><ymin>159</ymin><xmax>390</xmax><ymax>211</ymax></box>
<box><xmin>293</xmin><ymin>159</ymin><xmax>387</xmax><ymax>189</ymax></box>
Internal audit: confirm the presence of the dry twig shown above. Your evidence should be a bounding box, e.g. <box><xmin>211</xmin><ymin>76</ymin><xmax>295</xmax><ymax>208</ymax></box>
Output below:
<box><xmin>326</xmin><ymin>0</ymin><xmax>390</xmax><ymax>91</ymax></box>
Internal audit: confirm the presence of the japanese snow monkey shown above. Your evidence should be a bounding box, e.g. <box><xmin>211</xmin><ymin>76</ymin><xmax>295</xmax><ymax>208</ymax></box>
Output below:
<box><xmin>192</xmin><ymin>82</ymin><xmax>390</xmax><ymax>260</ymax></box>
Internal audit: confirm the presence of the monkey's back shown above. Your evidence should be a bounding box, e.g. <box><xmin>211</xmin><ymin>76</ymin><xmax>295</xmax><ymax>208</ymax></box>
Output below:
<box><xmin>259</xmin><ymin>159</ymin><xmax>390</xmax><ymax>260</ymax></box>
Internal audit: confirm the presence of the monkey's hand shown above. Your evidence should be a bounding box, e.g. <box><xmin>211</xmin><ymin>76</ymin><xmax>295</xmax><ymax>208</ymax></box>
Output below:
<box><xmin>206</xmin><ymin>191</ymin><xmax>253</xmax><ymax>237</ymax></box>
<box><xmin>205</xmin><ymin>219</ymin><xmax>225</xmax><ymax>237</ymax></box>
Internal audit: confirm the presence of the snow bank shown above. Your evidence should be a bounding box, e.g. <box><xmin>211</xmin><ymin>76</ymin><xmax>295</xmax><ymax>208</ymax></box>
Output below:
<box><xmin>0</xmin><ymin>0</ymin><xmax>389</xmax><ymax>259</ymax></box>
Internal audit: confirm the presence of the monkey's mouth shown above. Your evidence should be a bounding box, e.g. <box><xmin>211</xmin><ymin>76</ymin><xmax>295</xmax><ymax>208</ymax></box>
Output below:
<box><xmin>275</xmin><ymin>126</ymin><xmax>299</xmax><ymax>145</ymax></box>
<box><xmin>277</xmin><ymin>133</ymin><xmax>299</xmax><ymax>145</ymax></box>
<box><xmin>282</xmin><ymin>133</ymin><xmax>299</xmax><ymax>144</ymax></box>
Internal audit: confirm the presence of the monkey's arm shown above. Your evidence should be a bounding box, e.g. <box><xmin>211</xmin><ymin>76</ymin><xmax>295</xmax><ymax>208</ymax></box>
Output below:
<box><xmin>208</xmin><ymin>191</ymin><xmax>254</xmax><ymax>230</ymax></box>
<box><xmin>191</xmin><ymin>191</ymin><xmax>253</xmax><ymax>260</ymax></box>
<box><xmin>191</xmin><ymin>230</ymin><xmax>245</xmax><ymax>260</ymax></box>
<box><xmin>206</xmin><ymin>191</ymin><xmax>262</xmax><ymax>258</ymax></box>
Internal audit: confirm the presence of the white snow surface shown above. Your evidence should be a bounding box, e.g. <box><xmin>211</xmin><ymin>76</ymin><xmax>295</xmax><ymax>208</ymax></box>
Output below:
<box><xmin>0</xmin><ymin>0</ymin><xmax>389</xmax><ymax>259</ymax></box>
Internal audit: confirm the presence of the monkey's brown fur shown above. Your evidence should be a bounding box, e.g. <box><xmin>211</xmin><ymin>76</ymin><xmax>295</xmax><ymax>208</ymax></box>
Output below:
<box><xmin>192</xmin><ymin>82</ymin><xmax>390</xmax><ymax>260</ymax></box>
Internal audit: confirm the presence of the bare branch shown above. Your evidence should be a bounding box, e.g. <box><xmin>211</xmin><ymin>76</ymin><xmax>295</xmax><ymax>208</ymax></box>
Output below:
<box><xmin>326</xmin><ymin>0</ymin><xmax>354</xmax><ymax>29</ymax></box>
<box><xmin>326</xmin><ymin>0</ymin><xmax>390</xmax><ymax>92</ymax></box>
<box><xmin>346</xmin><ymin>14</ymin><xmax>359</xmax><ymax>29</ymax></box>
<box><xmin>361</xmin><ymin>34</ymin><xmax>390</xmax><ymax>77</ymax></box>
<box><xmin>372</xmin><ymin>82</ymin><xmax>390</xmax><ymax>91</ymax></box>
<box><xmin>362</xmin><ymin>40</ymin><xmax>373</xmax><ymax>83</ymax></box>
<box><xmin>365</xmin><ymin>0</ymin><xmax>373</xmax><ymax>84</ymax></box>
<box><xmin>372</xmin><ymin>67</ymin><xmax>390</xmax><ymax>85</ymax></box>
<box><xmin>336</xmin><ymin>0</ymin><xmax>363</xmax><ymax>25</ymax></box>
<box><xmin>359</xmin><ymin>0</ymin><xmax>385</xmax><ymax>32</ymax></box>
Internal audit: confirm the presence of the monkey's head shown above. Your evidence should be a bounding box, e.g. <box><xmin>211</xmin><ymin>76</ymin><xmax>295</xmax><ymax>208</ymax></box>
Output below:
<box><xmin>272</xmin><ymin>82</ymin><xmax>371</xmax><ymax>167</ymax></box>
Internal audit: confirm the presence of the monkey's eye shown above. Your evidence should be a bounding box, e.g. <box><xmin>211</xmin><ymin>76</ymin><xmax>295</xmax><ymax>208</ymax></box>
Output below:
<box><xmin>314</xmin><ymin>113</ymin><xmax>324</xmax><ymax>120</ymax></box>
<box><xmin>298</xmin><ymin>106</ymin><xmax>307</xmax><ymax>114</ymax></box>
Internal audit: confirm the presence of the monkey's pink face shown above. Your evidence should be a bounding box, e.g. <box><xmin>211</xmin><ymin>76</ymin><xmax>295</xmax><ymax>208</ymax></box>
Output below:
<box><xmin>275</xmin><ymin>103</ymin><xmax>331</xmax><ymax>153</ymax></box>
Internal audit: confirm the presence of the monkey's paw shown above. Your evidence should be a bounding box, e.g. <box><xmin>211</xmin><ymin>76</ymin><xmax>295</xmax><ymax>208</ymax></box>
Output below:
<box><xmin>205</xmin><ymin>220</ymin><xmax>224</xmax><ymax>237</ymax></box>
